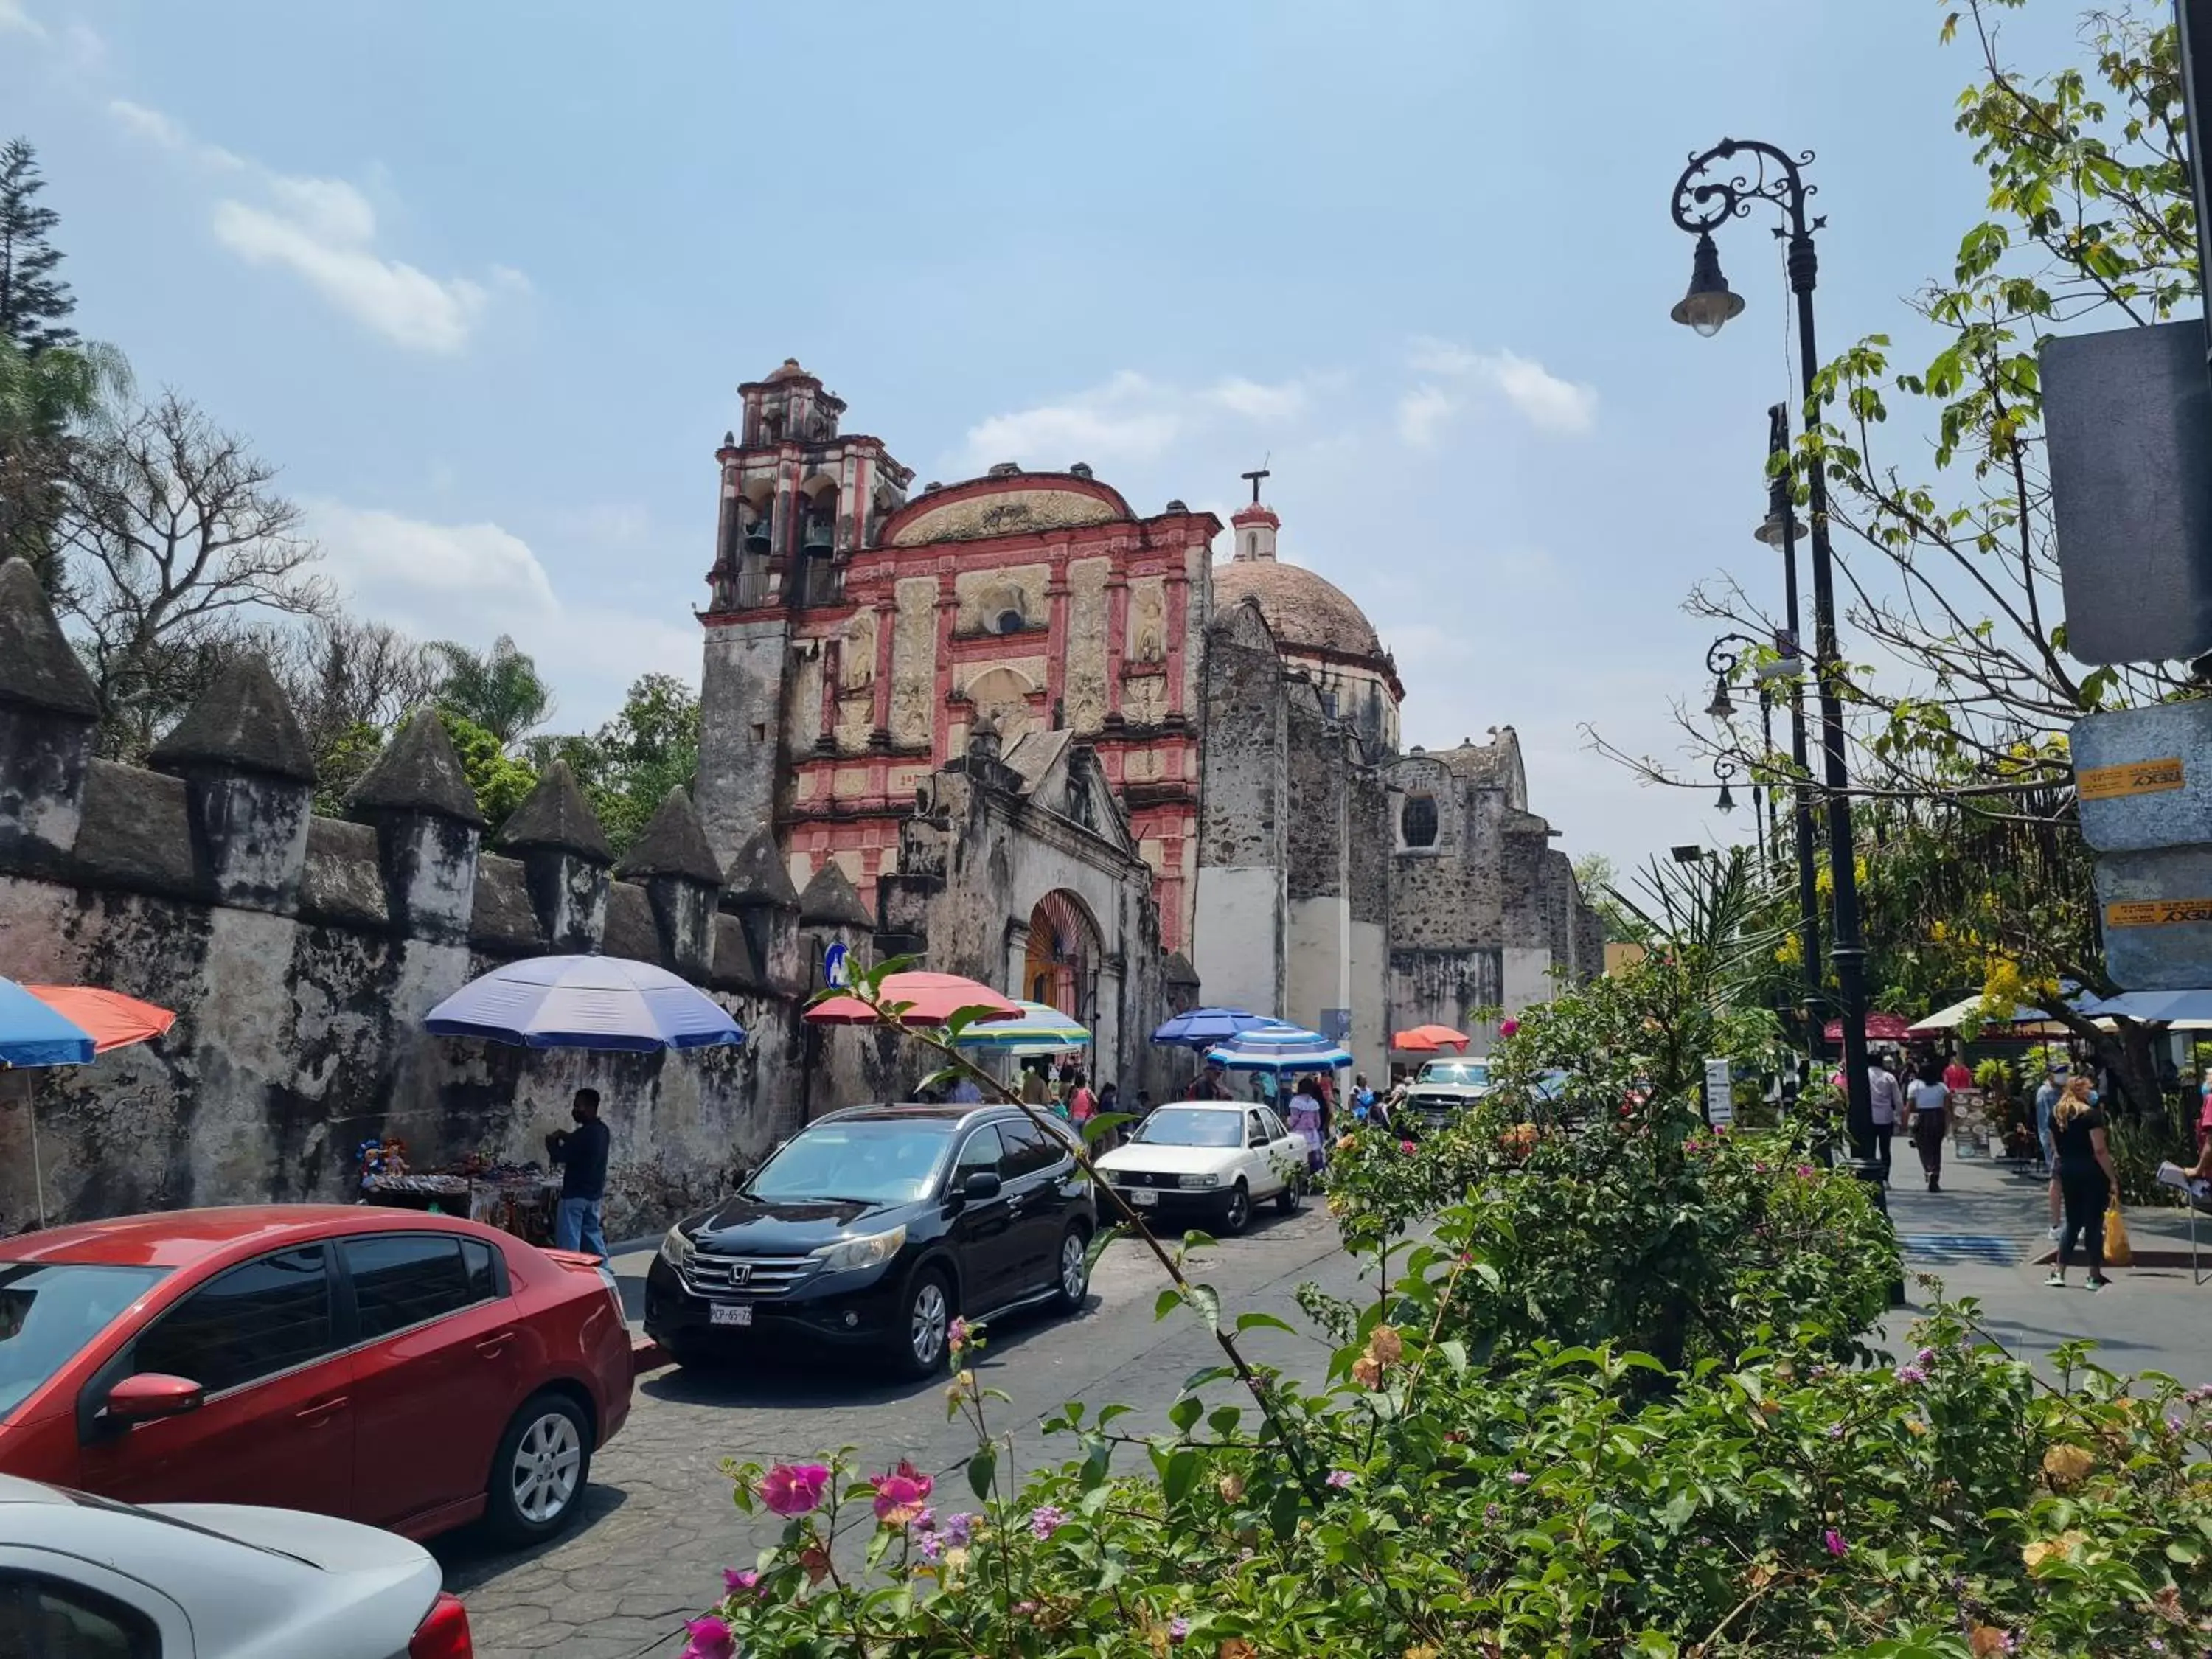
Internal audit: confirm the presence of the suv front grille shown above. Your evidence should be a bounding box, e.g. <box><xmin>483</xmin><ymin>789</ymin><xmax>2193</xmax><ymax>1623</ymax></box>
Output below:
<box><xmin>682</xmin><ymin>1253</ymin><xmax>819</xmax><ymax>1299</ymax></box>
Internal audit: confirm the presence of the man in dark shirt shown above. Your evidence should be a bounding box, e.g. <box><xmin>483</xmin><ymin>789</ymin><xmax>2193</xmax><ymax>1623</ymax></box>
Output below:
<box><xmin>547</xmin><ymin>1087</ymin><xmax>611</xmax><ymax>1259</ymax></box>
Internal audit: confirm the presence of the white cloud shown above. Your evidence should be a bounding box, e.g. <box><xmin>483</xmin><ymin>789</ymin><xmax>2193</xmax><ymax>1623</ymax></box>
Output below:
<box><xmin>310</xmin><ymin>501</ymin><xmax>699</xmax><ymax>720</ymax></box>
<box><xmin>0</xmin><ymin>0</ymin><xmax>45</xmax><ymax>37</ymax></box>
<box><xmin>963</xmin><ymin>368</ymin><xmax>1321</xmax><ymax>472</ymax></box>
<box><xmin>1396</xmin><ymin>385</ymin><xmax>1458</xmax><ymax>448</ymax></box>
<box><xmin>108</xmin><ymin>100</ymin><xmax>516</xmax><ymax>354</ymax></box>
<box><xmin>1402</xmin><ymin>338</ymin><xmax>1599</xmax><ymax>439</ymax></box>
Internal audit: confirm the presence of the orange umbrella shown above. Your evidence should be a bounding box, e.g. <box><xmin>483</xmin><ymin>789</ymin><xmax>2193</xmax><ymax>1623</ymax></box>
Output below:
<box><xmin>805</xmin><ymin>970</ymin><xmax>1021</xmax><ymax>1028</ymax></box>
<box><xmin>26</xmin><ymin>985</ymin><xmax>176</xmax><ymax>1052</ymax></box>
<box><xmin>1393</xmin><ymin>1024</ymin><xmax>1470</xmax><ymax>1052</ymax></box>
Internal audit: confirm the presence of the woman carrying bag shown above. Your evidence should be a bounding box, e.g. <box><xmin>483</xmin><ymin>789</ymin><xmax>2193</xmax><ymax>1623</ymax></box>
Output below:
<box><xmin>2046</xmin><ymin>1076</ymin><xmax>2121</xmax><ymax>1292</ymax></box>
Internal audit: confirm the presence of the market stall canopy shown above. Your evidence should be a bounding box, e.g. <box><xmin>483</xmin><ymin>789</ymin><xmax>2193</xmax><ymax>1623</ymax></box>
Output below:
<box><xmin>0</xmin><ymin>978</ymin><xmax>99</xmax><ymax>1067</ymax></box>
<box><xmin>1823</xmin><ymin>1012</ymin><xmax>1917</xmax><ymax>1043</ymax></box>
<box><xmin>1907</xmin><ymin>995</ymin><xmax>2067</xmax><ymax>1034</ymax></box>
<box><xmin>805</xmin><ymin>970</ymin><xmax>1020</xmax><ymax>1029</ymax></box>
<box><xmin>2089</xmin><ymin>987</ymin><xmax>2212</xmax><ymax>1024</ymax></box>
<box><xmin>1151</xmin><ymin>1007</ymin><xmax>1287</xmax><ymax>1048</ymax></box>
<box><xmin>25</xmin><ymin>986</ymin><xmax>177</xmax><ymax>1053</ymax></box>
<box><xmin>1205</xmin><ymin>1026</ymin><xmax>1354</xmax><ymax>1071</ymax></box>
<box><xmin>1392</xmin><ymin>1024</ymin><xmax>1470</xmax><ymax>1053</ymax></box>
<box><xmin>424</xmin><ymin>954</ymin><xmax>744</xmax><ymax>1052</ymax></box>
<box><xmin>952</xmin><ymin>1000</ymin><xmax>1090</xmax><ymax>1054</ymax></box>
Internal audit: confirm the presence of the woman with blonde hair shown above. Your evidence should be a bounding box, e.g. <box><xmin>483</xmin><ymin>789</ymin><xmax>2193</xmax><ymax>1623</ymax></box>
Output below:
<box><xmin>2047</xmin><ymin>1075</ymin><xmax>2119</xmax><ymax>1291</ymax></box>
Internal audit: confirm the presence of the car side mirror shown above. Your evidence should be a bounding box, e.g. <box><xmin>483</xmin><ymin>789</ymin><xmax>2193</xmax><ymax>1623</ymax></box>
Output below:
<box><xmin>961</xmin><ymin>1170</ymin><xmax>1004</xmax><ymax>1200</ymax></box>
<box><xmin>103</xmin><ymin>1372</ymin><xmax>205</xmax><ymax>1425</ymax></box>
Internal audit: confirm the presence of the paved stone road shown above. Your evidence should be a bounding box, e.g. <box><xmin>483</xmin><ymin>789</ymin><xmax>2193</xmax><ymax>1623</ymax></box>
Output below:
<box><xmin>434</xmin><ymin>1203</ymin><xmax>1363</xmax><ymax>1658</ymax></box>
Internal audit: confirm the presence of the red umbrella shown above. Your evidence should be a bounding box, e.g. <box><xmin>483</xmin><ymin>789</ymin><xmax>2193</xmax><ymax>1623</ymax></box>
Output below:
<box><xmin>1823</xmin><ymin>1011</ymin><xmax>1916</xmax><ymax>1043</ymax></box>
<box><xmin>25</xmin><ymin>986</ymin><xmax>176</xmax><ymax>1051</ymax></box>
<box><xmin>805</xmin><ymin>971</ymin><xmax>1021</xmax><ymax>1028</ymax></box>
<box><xmin>1392</xmin><ymin>1024</ymin><xmax>1470</xmax><ymax>1052</ymax></box>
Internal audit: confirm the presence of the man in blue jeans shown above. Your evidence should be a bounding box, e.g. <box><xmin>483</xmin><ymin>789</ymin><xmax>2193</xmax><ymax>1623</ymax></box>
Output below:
<box><xmin>547</xmin><ymin>1087</ymin><xmax>611</xmax><ymax>1259</ymax></box>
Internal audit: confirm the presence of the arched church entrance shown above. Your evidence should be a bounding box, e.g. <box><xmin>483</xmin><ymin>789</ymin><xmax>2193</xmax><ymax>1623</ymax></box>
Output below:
<box><xmin>1023</xmin><ymin>889</ymin><xmax>1100</xmax><ymax>1021</ymax></box>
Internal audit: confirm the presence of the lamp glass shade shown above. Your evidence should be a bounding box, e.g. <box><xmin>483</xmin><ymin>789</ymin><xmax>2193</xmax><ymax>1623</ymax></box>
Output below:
<box><xmin>1671</xmin><ymin>233</ymin><xmax>1745</xmax><ymax>337</ymax></box>
<box><xmin>1705</xmin><ymin>676</ymin><xmax>1736</xmax><ymax>721</ymax></box>
<box><xmin>1754</xmin><ymin>510</ymin><xmax>1809</xmax><ymax>547</ymax></box>
<box><xmin>1716</xmin><ymin>781</ymin><xmax>1736</xmax><ymax>813</ymax></box>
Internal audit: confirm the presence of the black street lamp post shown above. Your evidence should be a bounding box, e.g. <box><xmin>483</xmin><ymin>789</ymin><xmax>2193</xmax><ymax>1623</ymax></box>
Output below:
<box><xmin>1671</xmin><ymin>137</ymin><xmax>1875</xmax><ymax>1161</ymax></box>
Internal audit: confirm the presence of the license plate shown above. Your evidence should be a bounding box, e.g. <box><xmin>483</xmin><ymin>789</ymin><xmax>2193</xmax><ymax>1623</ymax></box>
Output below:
<box><xmin>710</xmin><ymin>1303</ymin><xmax>753</xmax><ymax>1327</ymax></box>
<box><xmin>1127</xmin><ymin>1187</ymin><xmax>1158</xmax><ymax>1207</ymax></box>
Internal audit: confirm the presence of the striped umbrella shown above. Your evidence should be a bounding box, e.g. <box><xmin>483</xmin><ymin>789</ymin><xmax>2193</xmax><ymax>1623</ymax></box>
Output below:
<box><xmin>1203</xmin><ymin>1026</ymin><xmax>1353</xmax><ymax>1071</ymax></box>
<box><xmin>952</xmin><ymin>1000</ymin><xmax>1091</xmax><ymax>1055</ymax></box>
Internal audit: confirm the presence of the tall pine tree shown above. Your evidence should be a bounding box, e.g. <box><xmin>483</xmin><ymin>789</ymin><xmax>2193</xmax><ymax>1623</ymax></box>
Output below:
<box><xmin>0</xmin><ymin>138</ymin><xmax>77</xmax><ymax>354</ymax></box>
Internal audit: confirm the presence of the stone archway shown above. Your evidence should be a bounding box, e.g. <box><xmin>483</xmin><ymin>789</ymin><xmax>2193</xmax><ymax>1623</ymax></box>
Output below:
<box><xmin>1023</xmin><ymin>889</ymin><xmax>1101</xmax><ymax>1020</ymax></box>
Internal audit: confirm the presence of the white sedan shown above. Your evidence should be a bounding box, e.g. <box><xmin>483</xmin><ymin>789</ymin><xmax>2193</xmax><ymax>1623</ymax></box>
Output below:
<box><xmin>0</xmin><ymin>1473</ymin><xmax>470</xmax><ymax>1658</ymax></box>
<box><xmin>1094</xmin><ymin>1102</ymin><xmax>1307</xmax><ymax>1234</ymax></box>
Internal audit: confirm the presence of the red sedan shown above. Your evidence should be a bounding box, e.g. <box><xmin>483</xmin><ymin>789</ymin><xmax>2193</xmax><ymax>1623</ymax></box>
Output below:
<box><xmin>0</xmin><ymin>1206</ymin><xmax>632</xmax><ymax>1543</ymax></box>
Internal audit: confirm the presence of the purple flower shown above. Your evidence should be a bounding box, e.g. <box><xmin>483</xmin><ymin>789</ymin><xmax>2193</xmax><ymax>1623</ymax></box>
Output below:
<box><xmin>681</xmin><ymin>1618</ymin><xmax>737</xmax><ymax>1659</ymax></box>
<box><xmin>942</xmin><ymin>1512</ymin><xmax>975</xmax><ymax>1547</ymax></box>
<box><xmin>1508</xmin><ymin>1470</ymin><xmax>1532</xmax><ymax>1486</ymax></box>
<box><xmin>1822</xmin><ymin>1528</ymin><xmax>1848</xmax><ymax>1558</ymax></box>
<box><xmin>1169</xmin><ymin>1617</ymin><xmax>1191</xmax><ymax>1642</ymax></box>
<box><xmin>917</xmin><ymin>1531</ymin><xmax>942</xmax><ymax>1561</ymax></box>
<box><xmin>721</xmin><ymin>1568</ymin><xmax>759</xmax><ymax>1596</ymax></box>
<box><xmin>2168</xmin><ymin>1413</ymin><xmax>2187</xmax><ymax>1433</ymax></box>
<box><xmin>1915</xmin><ymin>1347</ymin><xmax>1936</xmax><ymax>1367</ymax></box>
<box><xmin>1795</xmin><ymin>1164</ymin><xmax>1815</xmax><ymax>1178</ymax></box>
<box><xmin>1894</xmin><ymin>1364</ymin><xmax>1927</xmax><ymax>1385</ymax></box>
<box><xmin>1028</xmin><ymin>1504</ymin><xmax>1067</xmax><ymax>1540</ymax></box>
<box><xmin>1826</xmin><ymin>1423</ymin><xmax>1846</xmax><ymax>1441</ymax></box>
<box><xmin>1484</xmin><ymin>1502</ymin><xmax>1502</xmax><ymax>1521</ymax></box>
<box><xmin>947</xmin><ymin>1316</ymin><xmax>970</xmax><ymax>1352</ymax></box>
<box><xmin>1325</xmin><ymin>1469</ymin><xmax>1356</xmax><ymax>1489</ymax></box>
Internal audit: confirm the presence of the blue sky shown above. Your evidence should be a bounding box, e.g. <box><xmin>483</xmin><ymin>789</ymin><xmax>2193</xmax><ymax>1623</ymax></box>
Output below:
<box><xmin>1</xmin><ymin>0</ymin><xmax>2087</xmax><ymax>873</ymax></box>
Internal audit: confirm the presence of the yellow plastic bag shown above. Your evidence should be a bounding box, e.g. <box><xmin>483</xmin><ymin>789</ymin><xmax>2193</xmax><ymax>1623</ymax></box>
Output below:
<box><xmin>2103</xmin><ymin>1199</ymin><xmax>2133</xmax><ymax>1267</ymax></box>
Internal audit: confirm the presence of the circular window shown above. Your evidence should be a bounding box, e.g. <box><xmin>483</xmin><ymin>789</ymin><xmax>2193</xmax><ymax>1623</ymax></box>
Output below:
<box><xmin>994</xmin><ymin>608</ymin><xmax>1027</xmax><ymax>635</ymax></box>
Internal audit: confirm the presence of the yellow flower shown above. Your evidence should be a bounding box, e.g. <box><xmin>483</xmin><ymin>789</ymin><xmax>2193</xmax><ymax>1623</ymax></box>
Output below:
<box><xmin>2041</xmin><ymin>1443</ymin><xmax>2094</xmax><ymax>1486</ymax></box>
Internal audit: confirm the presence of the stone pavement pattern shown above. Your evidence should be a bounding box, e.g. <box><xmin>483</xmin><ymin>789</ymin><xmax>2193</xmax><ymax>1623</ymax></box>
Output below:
<box><xmin>435</xmin><ymin>1206</ymin><xmax>1363</xmax><ymax>1658</ymax></box>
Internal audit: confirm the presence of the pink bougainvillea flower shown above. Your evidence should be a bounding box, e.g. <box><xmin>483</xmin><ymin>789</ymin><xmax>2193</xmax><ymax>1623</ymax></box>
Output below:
<box><xmin>1399</xmin><ymin>1140</ymin><xmax>1417</xmax><ymax>1155</ymax></box>
<box><xmin>1028</xmin><ymin>1503</ymin><xmax>1068</xmax><ymax>1540</ymax></box>
<box><xmin>947</xmin><ymin>1316</ymin><xmax>970</xmax><ymax>1353</ymax></box>
<box><xmin>1499</xmin><ymin>1018</ymin><xmax>1519</xmax><ymax>1037</ymax></box>
<box><xmin>722</xmin><ymin>1567</ymin><xmax>759</xmax><ymax>1596</ymax></box>
<box><xmin>1823</xmin><ymin>1528</ymin><xmax>1848</xmax><ymax>1557</ymax></box>
<box><xmin>1325</xmin><ymin>1469</ymin><xmax>1356</xmax><ymax>1489</ymax></box>
<box><xmin>681</xmin><ymin>1617</ymin><xmax>737</xmax><ymax>1659</ymax></box>
<box><xmin>872</xmin><ymin>1460</ymin><xmax>934</xmax><ymax>1526</ymax></box>
<box><xmin>759</xmin><ymin>1461</ymin><xmax>831</xmax><ymax>1517</ymax></box>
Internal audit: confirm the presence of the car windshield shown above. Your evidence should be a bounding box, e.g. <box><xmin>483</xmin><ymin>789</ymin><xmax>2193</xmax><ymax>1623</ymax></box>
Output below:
<box><xmin>1130</xmin><ymin>1107</ymin><xmax>1243</xmax><ymax>1149</ymax></box>
<box><xmin>1417</xmin><ymin>1061</ymin><xmax>1489</xmax><ymax>1088</ymax></box>
<box><xmin>746</xmin><ymin>1119</ymin><xmax>957</xmax><ymax>1204</ymax></box>
<box><xmin>0</xmin><ymin>1262</ymin><xmax>168</xmax><ymax>1422</ymax></box>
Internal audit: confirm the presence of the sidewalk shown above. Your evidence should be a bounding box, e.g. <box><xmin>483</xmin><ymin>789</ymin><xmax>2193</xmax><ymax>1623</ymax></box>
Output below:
<box><xmin>1875</xmin><ymin>1145</ymin><xmax>2212</xmax><ymax>1386</ymax></box>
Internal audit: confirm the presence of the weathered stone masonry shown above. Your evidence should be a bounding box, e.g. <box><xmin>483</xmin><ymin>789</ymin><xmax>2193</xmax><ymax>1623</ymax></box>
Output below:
<box><xmin>0</xmin><ymin>557</ymin><xmax>908</xmax><ymax>1236</ymax></box>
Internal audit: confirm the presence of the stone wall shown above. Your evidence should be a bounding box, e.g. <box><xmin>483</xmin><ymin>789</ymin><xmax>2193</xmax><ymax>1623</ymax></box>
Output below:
<box><xmin>0</xmin><ymin>560</ymin><xmax>922</xmax><ymax>1237</ymax></box>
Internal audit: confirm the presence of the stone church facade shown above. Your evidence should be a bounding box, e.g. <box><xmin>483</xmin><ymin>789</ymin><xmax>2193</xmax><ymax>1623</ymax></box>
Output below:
<box><xmin>693</xmin><ymin>360</ymin><xmax>1603</xmax><ymax>1081</ymax></box>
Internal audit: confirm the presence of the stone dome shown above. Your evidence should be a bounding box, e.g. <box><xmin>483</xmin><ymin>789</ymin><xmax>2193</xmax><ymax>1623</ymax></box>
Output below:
<box><xmin>1212</xmin><ymin>557</ymin><xmax>1385</xmax><ymax>662</ymax></box>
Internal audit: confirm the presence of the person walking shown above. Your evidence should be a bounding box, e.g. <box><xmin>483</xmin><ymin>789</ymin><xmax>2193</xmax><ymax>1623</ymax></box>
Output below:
<box><xmin>2034</xmin><ymin>1063</ymin><xmax>2067</xmax><ymax>1241</ymax></box>
<box><xmin>1905</xmin><ymin>1055</ymin><xmax>1951</xmax><ymax>1193</ymax></box>
<box><xmin>1943</xmin><ymin>1051</ymin><xmax>1974</xmax><ymax>1096</ymax></box>
<box><xmin>546</xmin><ymin>1087</ymin><xmax>611</xmax><ymax>1260</ymax></box>
<box><xmin>1284</xmin><ymin>1074</ymin><xmax>1326</xmax><ymax>1177</ymax></box>
<box><xmin>2046</xmin><ymin>1076</ymin><xmax>2118</xmax><ymax>1292</ymax></box>
<box><xmin>1066</xmin><ymin>1069</ymin><xmax>1097</xmax><ymax>1128</ymax></box>
<box><xmin>2197</xmin><ymin>1067</ymin><xmax>2212</xmax><ymax>1160</ymax></box>
<box><xmin>1867</xmin><ymin>1052</ymin><xmax>1904</xmax><ymax>1183</ymax></box>
<box><xmin>1021</xmin><ymin>1065</ymin><xmax>1048</xmax><ymax>1108</ymax></box>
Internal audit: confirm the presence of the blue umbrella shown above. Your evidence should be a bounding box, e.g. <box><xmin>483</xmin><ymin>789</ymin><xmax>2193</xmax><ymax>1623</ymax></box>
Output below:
<box><xmin>1152</xmin><ymin>1006</ymin><xmax>1287</xmax><ymax>1049</ymax></box>
<box><xmin>0</xmin><ymin>978</ymin><xmax>97</xmax><ymax>1068</ymax></box>
<box><xmin>1203</xmin><ymin>1026</ymin><xmax>1353</xmax><ymax>1071</ymax></box>
<box><xmin>425</xmin><ymin>955</ymin><xmax>745</xmax><ymax>1053</ymax></box>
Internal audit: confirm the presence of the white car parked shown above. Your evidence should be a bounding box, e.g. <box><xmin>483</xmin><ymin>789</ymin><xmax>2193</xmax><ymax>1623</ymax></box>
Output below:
<box><xmin>0</xmin><ymin>1473</ymin><xmax>470</xmax><ymax>1658</ymax></box>
<box><xmin>1094</xmin><ymin>1102</ymin><xmax>1307</xmax><ymax>1234</ymax></box>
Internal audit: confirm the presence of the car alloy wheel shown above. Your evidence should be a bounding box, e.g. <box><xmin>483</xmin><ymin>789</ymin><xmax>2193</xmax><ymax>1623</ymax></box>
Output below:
<box><xmin>511</xmin><ymin>1408</ymin><xmax>584</xmax><ymax>1525</ymax></box>
<box><xmin>908</xmin><ymin>1274</ymin><xmax>950</xmax><ymax>1371</ymax></box>
<box><xmin>1054</xmin><ymin>1228</ymin><xmax>1090</xmax><ymax>1310</ymax></box>
<box><xmin>1222</xmin><ymin>1181</ymin><xmax>1251</xmax><ymax>1234</ymax></box>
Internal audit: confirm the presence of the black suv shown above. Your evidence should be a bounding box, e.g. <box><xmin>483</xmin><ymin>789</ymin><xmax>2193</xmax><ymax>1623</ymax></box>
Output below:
<box><xmin>644</xmin><ymin>1103</ymin><xmax>1096</xmax><ymax>1377</ymax></box>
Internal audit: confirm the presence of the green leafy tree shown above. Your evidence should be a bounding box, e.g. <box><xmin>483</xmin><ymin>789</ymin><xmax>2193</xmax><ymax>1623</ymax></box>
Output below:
<box><xmin>428</xmin><ymin>634</ymin><xmax>552</xmax><ymax>749</ymax></box>
<box><xmin>524</xmin><ymin>672</ymin><xmax>699</xmax><ymax>854</ymax></box>
<box><xmin>0</xmin><ymin>138</ymin><xmax>77</xmax><ymax>353</ymax></box>
<box><xmin>1570</xmin><ymin>850</ymin><xmax>1641</xmax><ymax>943</ymax></box>
<box><xmin>437</xmin><ymin>709</ymin><xmax>538</xmax><ymax>831</ymax></box>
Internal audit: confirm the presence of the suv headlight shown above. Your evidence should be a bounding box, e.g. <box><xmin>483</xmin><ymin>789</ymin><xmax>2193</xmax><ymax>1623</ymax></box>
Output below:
<box><xmin>1178</xmin><ymin>1172</ymin><xmax>1222</xmax><ymax>1190</ymax></box>
<box><xmin>659</xmin><ymin>1226</ymin><xmax>696</xmax><ymax>1271</ymax></box>
<box><xmin>814</xmin><ymin>1225</ymin><xmax>908</xmax><ymax>1273</ymax></box>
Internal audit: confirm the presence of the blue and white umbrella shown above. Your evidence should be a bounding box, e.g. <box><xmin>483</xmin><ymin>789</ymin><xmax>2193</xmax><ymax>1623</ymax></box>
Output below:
<box><xmin>425</xmin><ymin>954</ymin><xmax>745</xmax><ymax>1052</ymax></box>
<box><xmin>1152</xmin><ymin>1006</ymin><xmax>1287</xmax><ymax>1049</ymax></box>
<box><xmin>952</xmin><ymin>1000</ymin><xmax>1091</xmax><ymax>1056</ymax></box>
<box><xmin>1203</xmin><ymin>1026</ymin><xmax>1353</xmax><ymax>1071</ymax></box>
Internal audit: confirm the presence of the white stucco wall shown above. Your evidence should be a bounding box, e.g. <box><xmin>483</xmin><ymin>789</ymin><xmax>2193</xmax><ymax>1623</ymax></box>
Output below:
<box><xmin>1348</xmin><ymin>919</ymin><xmax>1387</xmax><ymax>1080</ymax></box>
<box><xmin>1286</xmin><ymin>894</ymin><xmax>1349</xmax><ymax>1036</ymax></box>
<box><xmin>1193</xmin><ymin>866</ymin><xmax>1284</xmax><ymax>1018</ymax></box>
<box><xmin>1502</xmin><ymin>945</ymin><xmax>1555</xmax><ymax>1014</ymax></box>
